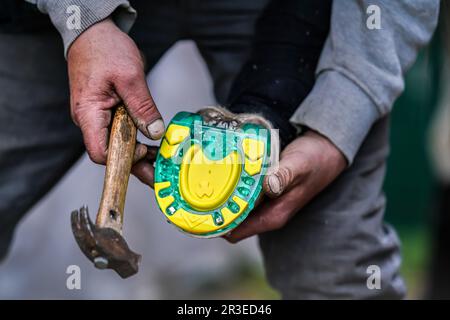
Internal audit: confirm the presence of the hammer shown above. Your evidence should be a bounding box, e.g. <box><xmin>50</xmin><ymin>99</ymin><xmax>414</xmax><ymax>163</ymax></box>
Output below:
<box><xmin>71</xmin><ymin>105</ymin><xmax>141</xmax><ymax>278</ymax></box>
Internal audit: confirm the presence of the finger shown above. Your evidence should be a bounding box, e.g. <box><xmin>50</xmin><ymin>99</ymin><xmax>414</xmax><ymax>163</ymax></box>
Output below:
<box><xmin>224</xmin><ymin>187</ymin><xmax>303</xmax><ymax>243</ymax></box>
<box><xmin>224</xmin><ymin>201</ymin><xmax>272</xmax><ymax>243</ymax></box>
<box><xmin>263</xmin><ymin>153</ymin><xmax>310</xmax><ymax>198</ymax></box>
<box><xmin>131</xmin><ymin>161</ymin><xmax>155</xmax><ymax>187</ymax></box>
<box><xmin>131</xmin><ymin>145</ymin><xmax>158</xmax><ymax>187</ymax></box>
<box><xmin>145</xmin><ymin>145</ymin><xmax>159</xmax><ymax>161</ymax></box>
<box><xmin>133</xmin><ymin>143</ymin><xmax>148</xmax><ymax>163</ymax></box>
<box><xmin>76</xmin><ymin>106</ymin><xmax>112</xmax><ymax>164</ymax></box>
<box><xmin>114</xmin><ymin>69</ymin><xmax>165</xmax><ymax>140</ymax></box>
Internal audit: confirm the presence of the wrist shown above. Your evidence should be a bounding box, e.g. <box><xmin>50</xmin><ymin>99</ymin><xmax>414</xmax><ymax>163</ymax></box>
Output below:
<box><xmin>36</xmin><ymin>0</ymin><xmax>137</xmax><ymax>57</ymax></box>
<box><xmin>304</xmin><ymin>130</ymin><xmax>347</xmax><ymax>170</ymax></box>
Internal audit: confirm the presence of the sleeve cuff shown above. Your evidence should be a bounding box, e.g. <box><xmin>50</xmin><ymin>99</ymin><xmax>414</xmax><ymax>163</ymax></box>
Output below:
<box><xmin>36</xmin><ymin>0</ymin><xmax>137</xmax><ymax>57</ymax></box>
<box><xmin>289</xmin><ymin>70</ymin><xmax>380</xmax><ymax>165</ymax></box>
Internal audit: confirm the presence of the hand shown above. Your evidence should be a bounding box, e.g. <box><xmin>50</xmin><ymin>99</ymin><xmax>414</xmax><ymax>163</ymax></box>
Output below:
<box><xmin>67</xmin><ymin>18</ymin><xmax>163</xmax><ymax>185</ymax></box>
<box><xmin>224</xmin><ymin>130</ymin><xmax>347</xmax><ymax>243</ymax></box>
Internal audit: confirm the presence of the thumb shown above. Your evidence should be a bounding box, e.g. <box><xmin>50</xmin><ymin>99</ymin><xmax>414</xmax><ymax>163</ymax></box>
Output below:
<box><xmin>115</xmin><ymin>70</ymin><xmax>165</xmax><ymax>140</ymax></box>
<box><xmin>263</xmin><ymin>153</ymin><xmax>309</xmax><ymax>198</ymax></box>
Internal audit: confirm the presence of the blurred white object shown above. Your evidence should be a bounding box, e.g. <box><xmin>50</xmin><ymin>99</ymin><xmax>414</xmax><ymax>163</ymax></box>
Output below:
<box><xmin>429</xmin><ymin>59</ymin><xmax>450</xmax><ymax>183</ymax></box>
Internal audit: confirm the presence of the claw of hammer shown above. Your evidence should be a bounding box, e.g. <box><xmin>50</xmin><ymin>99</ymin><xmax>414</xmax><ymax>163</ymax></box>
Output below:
<box><xmin>71</xmin><ymin>206</ymin><xmax>141</xmax><ymax>278</ymax></box>
<box><xmin>71</xmin><ymin>105</ymin><xmax>141</xmax><ymax>278</ymax></box>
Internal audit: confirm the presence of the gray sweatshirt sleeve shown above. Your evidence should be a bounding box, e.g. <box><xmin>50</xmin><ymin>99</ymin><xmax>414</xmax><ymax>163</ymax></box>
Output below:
<box><xmin>25</xmin><ymin>0</ymin><xmax>136</xmax><ymax>56</ymax></box>
<box><xmin>289</xmin><ymin>0</ymin><xmax>440</xmax><ymax>164</ymax></box>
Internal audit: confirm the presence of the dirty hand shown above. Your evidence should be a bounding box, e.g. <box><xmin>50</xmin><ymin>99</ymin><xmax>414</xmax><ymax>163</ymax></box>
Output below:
<box><xmin>225</xmin><ymin>130</ymin><xmax>347</xmax><ymax>243</ymax></box>
<box><xmin>67</xmin><ymin>18</ymin><xmax>162</xmax><ymax>185</ymax></box>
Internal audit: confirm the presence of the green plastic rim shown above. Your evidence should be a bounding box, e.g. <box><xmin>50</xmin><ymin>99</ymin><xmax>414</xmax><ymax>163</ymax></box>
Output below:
<box><xmin>154</xmin><ymin>111</ymin><xmax>271</xmax><ymax>238</ymax></box>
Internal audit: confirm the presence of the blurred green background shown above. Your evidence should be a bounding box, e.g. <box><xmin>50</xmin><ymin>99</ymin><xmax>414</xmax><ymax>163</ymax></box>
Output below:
<box><xmin>384</xmin><ymin>29</ymin><xmax>444</xmax><ymax>299</ymax></box>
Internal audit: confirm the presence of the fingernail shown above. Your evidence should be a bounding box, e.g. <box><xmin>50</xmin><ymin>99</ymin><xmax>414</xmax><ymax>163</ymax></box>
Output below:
<box><xmin>147</xmin><ymin>119</ymin><xmax>165</xmax><ymax>140</ymax></box>
<box><xmin>267</xmin><ymin>174</ymin><xmax>282</xmax><ymax>195</ymax></box>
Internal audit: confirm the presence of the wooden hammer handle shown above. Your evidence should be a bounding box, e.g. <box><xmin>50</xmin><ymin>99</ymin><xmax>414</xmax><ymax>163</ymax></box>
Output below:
<box><xmin>96</xmin><ymin>105</ymin><xmax>136</xmax><ymax>233</ymax></box>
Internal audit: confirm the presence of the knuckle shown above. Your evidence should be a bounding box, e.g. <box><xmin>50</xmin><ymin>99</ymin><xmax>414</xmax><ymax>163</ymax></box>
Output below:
<box><xmin>71</xmin><ymin>103</ymin><xmax>84</xmax><ymax>125</ymax></box>
<box><xmin>260</xmin><ymin>205</ymin><xmax>289</xmax><ymax>230</ymax></box>
<box><xmin>271</xmin><ymin>214</ymin><xmax>288</xmax><ymax>230</ymax></box>
<box><xmin>87</xmin><ymin>148</ymin><xmax>106</xmax><ymax>164</ymax></box>
<box><xmin>71</xmin><ymin>101</ymin><xmax>98</xmax><ymax>126</ymax></box>
<box><xmin>122</xmin><ymin>68</ymin><xmax>142</xmax><ymax>87</ymax></box>
<box><xmin>299</xmin><ymin>153</ymin><xmax>315</xmax><ymax>173</ymax></box>
<box><xmin>84</xmin><ymin>135</ymin><xmax>107</xmax><ymax>164</ymax></box>
<box><xmin>130</xmin><ymin>97</ymin><xmax>157</xmax><ymax>119</ymax></box>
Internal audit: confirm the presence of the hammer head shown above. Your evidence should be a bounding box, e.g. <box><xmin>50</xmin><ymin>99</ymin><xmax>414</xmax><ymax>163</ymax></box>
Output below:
<box><xmin>71</xmin><ymin>206</ymin><xmax>141</xmax><ymax>278</ymax></box>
